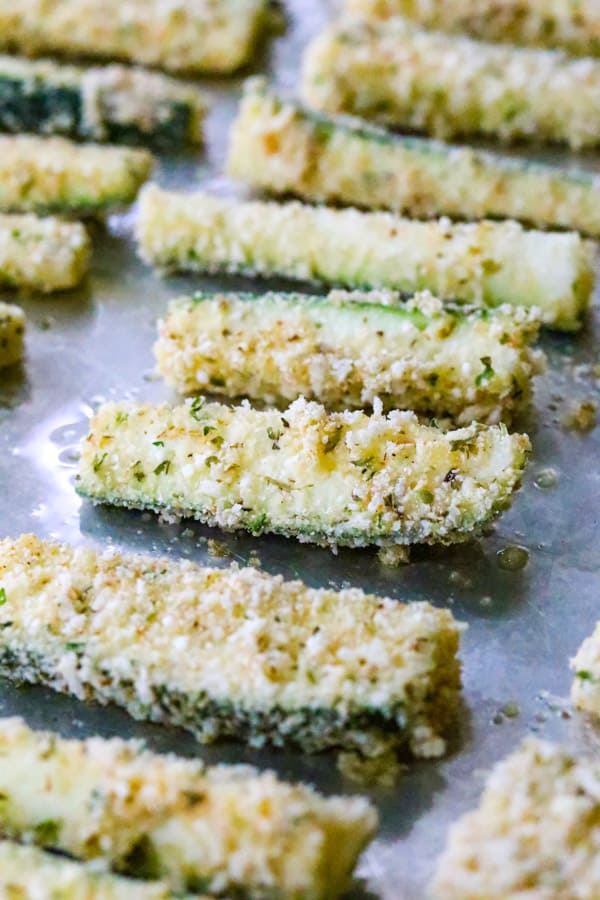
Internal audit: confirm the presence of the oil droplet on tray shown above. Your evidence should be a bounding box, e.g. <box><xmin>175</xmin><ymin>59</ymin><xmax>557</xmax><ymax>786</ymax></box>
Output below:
<box><xmin>534</xmin><ymin>467</ymin><xmax>559</xmax><ymax>489</ymax></box>
<box><xmin>497</xmin><ymin>545</ymin><xmax>529</xmax><ymax>571</ymax></box>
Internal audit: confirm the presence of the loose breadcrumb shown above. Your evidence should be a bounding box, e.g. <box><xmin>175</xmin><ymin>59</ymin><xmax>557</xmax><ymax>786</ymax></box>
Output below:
<box><xmin>137</xmin><ymin>186</ymin><xmax>593</xmax><ymax>330</ymax></box>
<box><xmin>302</xmin><ymin>16</ymin><xmax>600</xmax><ymax>149</ymax></box>
<box><xmin>0</xmin><ymin>302</ymin><xmax>25</xmax><ymax>366</ymax></box>
<box><xmin>155</xmin><ymin>290</ymin><xmax>543</xmax><ymax>425</ymax></box>
<box><xmin>571</xmin><ymin>621</ymin><xmax>600</xmax><ymax>714</ymax></box>
<box><xmin>345</xmin><ymin>0</ymin><xmax>600</xmax><ymax>57</ymax></box>
<box><xmin>228</xmin><ymin>78</ymin><xmax>600</xmax><ymax>238</ymax></box>
<box><xmin>0</xmin><ymin>0</ymin><xmax>270</xmax><ymax>74</ymax></box>
<box><xmin>431</xmin><ymin>738</ymin><xmax>600</xmax><ymax>899</ymax></box>
<box><xmin>0</xmin><ymin>716</ymin><xmax>376</xmax><ymax>899</ymax></box>
<box><xmin>0</xmin><ymin>534</ymin><xmax>463</xmax><ymax>760</ymax></box>
<box><xmin>0</xmin><ymin>135</ymin><xmax>152</xmax><ymax>215</ymax></box>
<box><xmin>0</xmin><ymin>213</ymin><xmax>89</xmax><ymax>292</ymax></box>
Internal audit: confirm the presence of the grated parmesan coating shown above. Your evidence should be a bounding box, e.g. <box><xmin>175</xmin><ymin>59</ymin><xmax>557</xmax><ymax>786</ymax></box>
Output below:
<box><xmin>77</xmin><ymin>397</ymin><xmax>530</xmax><ymax>549</ymax></box>
<box><xmin>0</xmin><ymin>534</ymin><xmax>463</xmax><ymax>759</ymax></box>
<box><xmin>430</xmin><ymin>737</ymin><xmax>600</xmax><ymax>899</ymax></box>
<box><xmin>346</xmin><ymin>0</ymin><xmax>600</xmax><ymax>57</ymax></box>
<box><xmin>155</xmin><ymin>290</ymin><xmax>543</xmax><ymax>425</ymax></box>
<box><xmin>301</xmin><ymin>16</ymin><xmax>600</xmax><ymax>150</ymax></box>
<box><xmin>0</xmin><ymin>840</ymin><xmax>180</xmax><ymax>899</ymax></box>
<box><xmin>0</xmin><ymin>0</ymin><xmax>269</xmax><ymax>74</ymax></box>
<box><xmin>228</xmin><ymin>78</ymin><xmax>600</xmax><ymax>238</ymax></box>
<box><xmin>0</xmin><ymin>213</ymin><xmax>90</xmax><ymax>292</ymax></box>
<box><xmin>0</xmin><ymin>135</ymin><xmax>152</xmax><ymax>215</ymax></box>
<box><xmin>0</xmin><ymin>302</ymin><xmax>25</xmax><ymax>367</ymax></box>
<box><xmin>0</xmin><ymin>715</ymin><xmax>375</xmax><ymax>898</ymax></box>
<box><xmin>570</xmin><ymin>620</ymin><xmax>600</xmax><ymax>716</ymax></box>
<box><xmin>137</xmin><ymin>186</ymin><xmax>593</xmax><ymax>330</ymax></box>
<box><xmin>0</xmin><ymin>55</ymin><xmax>208</xmax><ymax>148</ymax></box>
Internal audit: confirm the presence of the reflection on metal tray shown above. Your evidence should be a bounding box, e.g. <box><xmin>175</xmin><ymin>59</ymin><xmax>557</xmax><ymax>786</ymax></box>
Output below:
<box><xmin>2</xmin><ymin>3</ymin><xmax>600</xmax><ymax>897</ymax></box>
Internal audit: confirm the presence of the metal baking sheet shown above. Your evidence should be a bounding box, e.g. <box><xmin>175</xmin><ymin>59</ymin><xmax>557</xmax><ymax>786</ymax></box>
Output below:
<box><xmin>2</xmin><ymin>3</ymin><xmax>600</xmax><ymax>897</ymax></box>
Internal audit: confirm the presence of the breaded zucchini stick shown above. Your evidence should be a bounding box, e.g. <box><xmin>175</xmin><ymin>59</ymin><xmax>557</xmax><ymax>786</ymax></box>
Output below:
<box><xmin>0</xmin><ymin>716</ymin><xmax>375</xmax><ymax>898</ymax></box>
<box><xmin>346</xmin><ymin>0</ymin><xmax>600</xmax><ymax>57</ymax></box>
<box><xmin>431</xmin><ymin>738</ymin><xmax>600</xmax><ymax>899</ymax></box>
<box><xmin>0</xmin><ymin>302</ymin><xmax>25</xmax><ymax>367</ymax></box>
<box><xmin>301</xmin><ymin>16</ymin><xmax>600</xmax><ymax>149</ymax></box>
<box><xmin>77</xmin><ymin>398</ymin><xmax>530</xmax><ymax>549</ymax></box>
<box><xmin>229</xmin><ymin>79</ymin><xmax>600</xmax><ymax>238</ymax></box>
<box><xmin>137</xmin><ymin>186</ymin><xmax>593</xmax><ymax>330</ymax></box>
<box><xmin>155</xmin><ymin>290</ymin><xmax>543</xmax><ymax>425</ymax></box>
<box><xmin>0</xmin><ymin>0</ymin><xmax>269</xmax><ymax>75</ymax></box>
<box><xmin>0</xmin><ymin>135</ymin><xmax>152</xmax><ymax>215</ymax></box>
<box><xmin>570</xmin><ymin>621</ymin><xmax>600</xmax><ymax>714</ymax></box>
<box><xmin>0</xmin><ymin>840</ymin><xmax>179</xmax><ymax>899</ymax></box>
<box><xmin>0</xmin><ymin>214</ymin><xmax>90</xmax><ymax>292</ymax></box>
<box><xmin>0</xmin><ymin>534</ymin><xmax>463</xmax><ymax>758</ymax></box>
<box><xmin>0</xmin><ymin>56</ymin><xmax>207</xmax><ymax>149</ymax></box>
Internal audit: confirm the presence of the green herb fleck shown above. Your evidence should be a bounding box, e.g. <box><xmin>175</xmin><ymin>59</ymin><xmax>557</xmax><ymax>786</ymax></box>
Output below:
<box><xmin>65</xmin><ymin>642</ymin><xmax>85</xmax><ymax>653</ymax></box>
<box><xmin>154</xmin><ymin>460</ymin><xmax>171</xmax><ymax>476</ymax></box>
<box><xmin>323</xmin><ymin>426</ymin><xmax>343</xmax><ymax>454</ymax></box>
<box><xmin>190</xmin><ymin>396</ymin><xmax>206</xmax><ymax>420</ymax></box>
<box><xmin>92</xmin><ymin>453</ymin><xmax>107</xmax><ymax>473</ymax></box>
<box><xmin>205</xmin><ymin>456</ymin><xmax>219</xmax><ymax>467</ymax></box>
<box><xmin>209</xmin><ymin>376</ymin><xmax>226</xmax><ymax>388</ymax></box>
<box><xmin>476</xmin><ymin>356</ymin><xmax>495</xmax><ymax>387</ymax></box>
<box><xmin>418</xmin><ymin>489</ymin><xmax>434</xmax><ymax>504</ymax></box>
<box><xmin>33</xmin><ymin>819</ymin><xmax>62</xmax><ymax>845</ymax></box>
<box><xmin>577</xmin><ymin>670</ymin><xmax>598</xmax><ymax>682</ymax></box>
<box><xmin>152</xmin><ymin>440</ymin><xmax>165</xmax><ymax>447</ymax></box>
<box><xmin>115</xmin><ymin>411</ymin><xmax>128</xmax><ymax>425</ymax></box>
<box><xmin>0</xmin><ymin>588</ymin><xmax>6</xmax><ymax>606</ymax></box>
<box><xmin>132</xmin><ymin>461</ymin><xmax>145</xmax><ymax>482</ymax></box>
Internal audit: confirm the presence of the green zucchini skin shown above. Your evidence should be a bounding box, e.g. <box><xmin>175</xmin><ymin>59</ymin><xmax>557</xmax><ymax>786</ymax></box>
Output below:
<box><xmin>0</xmin><ymin>57</ymin><xmax>206</xmax><ymax>149</ymax></box>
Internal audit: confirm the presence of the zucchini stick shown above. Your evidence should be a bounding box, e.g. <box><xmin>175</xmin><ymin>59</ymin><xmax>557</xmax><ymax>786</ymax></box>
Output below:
<box><xmin>0</xmin><ymin>840</ymin><xmax>180</xmax><ymax>899</ymax></box>
<box><xmin>0</xmin><ymin>715</ymin><xmax>376</xmax><ymax>898</ymax></box>
<box><xmin>228</xmin><ymin>79</ymin><xmax>600</xmax><ymax>238</ymax></box>
<box><xmin>346</xmin><ymin>0</ymin><xmax>600</xmax><ymax>57</ymax></box>
<box><xmin>431</xmin><ymin>738</ymin><xmax>600</xmax><ymax>899</ymax></box>
<box><xmin>301</xmin><ymin>16</ymin><xmax>600</xmax><ymax>149</ymax></box>
<box><xmin>77</xmin><ymin>398</ymin><xmax>530</xmax><ymax>549</ymax></box>
<box><xmin>0</xmin><ymin>135</ymin><xmax>152</xmax><ymax>215</ymax></box>
<box><xmin>0</xmin><ymin>534</ymin><xmax>463</xmax><ymax>759</ymax></box>
<box><xmin>571</xmin><ymin>621</ymin><xmax>600</xmax><ymax>715</ymax></box>
<box><xmin>0</xmin><ymin>302</ymin><xmax>25</xmax><ymax>366</ymax></box>
<box><xmin>0</xmin><ymin>55</ymin><xmax>207</xmax><ymax>149</ymax></box>
<box><xmin>137</xmin><ymin>186</ymin><xmax>594</xmax><ymax>330</ymax></box>
<box><xmin>155</xmin><ymin>290</ymin><xmax>543</xmax><ymax>425</ymax></box>
<box><xmin>0</xmin><ymin>214</ymin><xmax>90</xmax><ymax>292</ymax></box>
<box><xmin>0</xmin><ymin>0</ymin><xmax>270</xmax><ymax>75</ymax></box>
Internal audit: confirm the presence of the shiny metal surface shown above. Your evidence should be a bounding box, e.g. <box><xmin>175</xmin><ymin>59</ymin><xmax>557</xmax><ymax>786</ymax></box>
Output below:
<box><xmin>2</xmin><ymin>3</ymin><xmax>600</xmax><ymax>897</ymax></box>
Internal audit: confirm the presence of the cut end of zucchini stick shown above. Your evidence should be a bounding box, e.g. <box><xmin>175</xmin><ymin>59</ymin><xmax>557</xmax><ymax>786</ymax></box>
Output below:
<box><xmin>0</xmin><ymin>0</ymin><xmax>270</xmax><ymax>74</ymax></box>
<box><xmin>0</xmin><ymin>841</ymin><xmax>178</xmax><ymax>899</ymax></box>
<box><xmin>345</xmin><ymin>0</ymin><xmax>600</xmax><ymax>57</ymax></box>
<box><xmin>77</xmin><ymin>397</ymin><xmax>530</xmax><ymax>549</ymax></box>
<box><xmin>156</xmin><ymin>290</ymin><xmax>543</xmax><ymax>425</ymax></box>
<box><xmin>137</xmin><ymin>185</ymin><xmax>594</xmax><ymax>330</ymax></box>
<box><xmin>0</xmin><ymin>713</ymin><xmax>376</xmax><ymax>898</ymax></box>
<box><xmin>0</xmin><ymin>135</ymin><xmax>153</xmax><ymax>215</ymax></box>
<box><xmin>430</xmin><ymin>738</ymin><xmax>600</xmax><ymax>899</ymax></box>
<box><xmin>301</xmin><ymin>16</ymin><xmax>600</xmax><ymax>150</ymax></box>
<box><xmin>0</xmin><ymin>55</ymin><xmax>208</xmax><ymax>149</ymax></box>
<box><xmin>228</xmin><ymin>78</ymin><xmax>600</xmax><ymax>238</ymax></box>
<box><xmin>570</xmin><ymin>621</ymin><xmax>600</xmax><ymax>715</ymax></box>
<box><xmin>0</xmin><ymin>214</ymin><xmax>90</xmax><ymax>292</ymax></box>
<box><xmin>0</xmin><ymin>302</ymin><xmax>25</xmax><ymax>366</ymax></box>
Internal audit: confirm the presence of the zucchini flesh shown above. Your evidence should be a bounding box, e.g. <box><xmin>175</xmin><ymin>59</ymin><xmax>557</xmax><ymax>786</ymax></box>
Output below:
<box><xmin>0</xmin><ymin>712</ymin><xmax>376</xmax><ymax>897</ymax></box>
<box><xmin>0</xmin><ymin>840</ymin><xmax>177</xmax><ymax>899</ymax></box>
<box><xmin>431</xmin><ymin>738</ymin><xmax>600</xmax><ymax>899</ymax></box>
<box><xmin>0</xmin><ymin>0</ymin><xmax>269</xmax><ymax>75</ymax></box>
<box><xmin>228</xmin><ymin>78</ymin><xmax>600</xmax><ymax>238</ymax></box>
<box><xmin>0</xmin><ymin>213</ymin><xmax>90</xmax><ymax>292</ymax></box>
<box><xmin>346</xmin><ymin>0</ymin><xmax>600</xmax><ymax>57</ymax></box>
<box><xmin>0</xmin><ymin>55</ymin><xmax>207</xmax><ymax>149</ymax></box>
<box><xmin>156</xmin><ymin>289</ymin><xmax>543</xmax><ymax>425</ymax></box>
<box><xmin>137</xmin><ymin>186</ymin><xmax>594</xmax><ymax>330</ymax></box>
<box><xmin>301</xmin><ymin>16</ymin><xmax>600</xmax><ymax>149</ymax></box>
<box><xmin>0</xmin><ymin>302</ymin><xmax>25</xmax><ymax>366</ymax></box>
<box><xmin>77</xmin><ymin>398</ymin><xmax>530</xmax><ymax>549</ymax></box>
